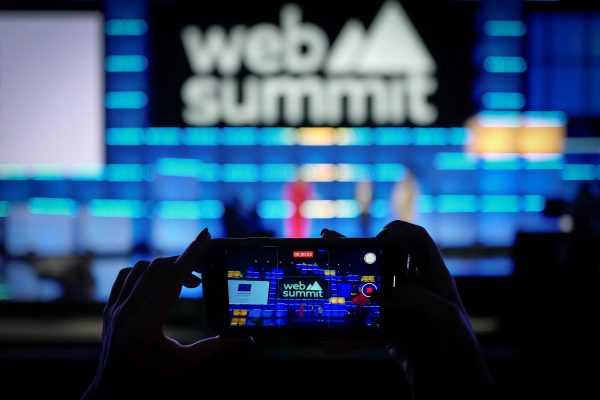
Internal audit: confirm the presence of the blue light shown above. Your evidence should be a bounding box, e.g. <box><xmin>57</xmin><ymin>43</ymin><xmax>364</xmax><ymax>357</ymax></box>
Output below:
<box><xmin>89</xmin><ymin>199</ymin><xmax>146</xmax><ymax>218</ymax></box>
<box><xmin>105</xmin><ymin>91</ymin><xmax>148</xmax><ymax>109</ymax></box>
<box><xmin>106</xmin><ymin>128</ymin><xmax>145</xmax><ymax>145</ymax></box>
<box><xmin>437</xmin><ymin>195</ymin><xmax>478</xmax><ymax>213</ymax></box>
<box><xmin>156</xmin><ymin>158</ymin><xmax>202</xmax><ymax>178</ymax></box>
<box><xmin>261</xmin><ymin>164</ymin><xmax>297</xmax><ymax>182</ymax></box>
<box><xmin>105</xmin><ymin>55</ymin><xmax>148</xmax><ymax>72</ymax></box>
<box><xmin>482</xmin><ymin>92</ymin><xmax>526</xmax><ymax>109</ymax></box>
<box><xmin>69</xmin><ymin>166</ymin><xmax>104</xmax><ymax>181</ymax></box>
<box><xmin>222</xmin><ymin>164</ymin><xmax>259</xmax><ymax>182</ymax></box>
<box><xmin>477</xmin><ymin>110</ymin><xmax>522</xmax><ymax>125</ymax></box>
<box><xmin>562</xmin><ymin>164</ymin><xmax>595</xmax><ymax>181</ymax></box>
<box><xmin>182</xmin><ymin>128</ymin><xmax>219</xmax><ymax>145</ymax></box>
<box><xmin>434</xmin><ymin>152</ymin><xmax>478</xmax><ymax>170</ymax></box>
<box><xmin>370</xmin><ymin>199</ymin><xmax>389</xmax><ymax>218</ymax></box>
<box><xmin>482</xmin><ymin>157</ymin><xmax>521</xmax><ymax>170</ymax></box>
<box><xmin>523</xmin><ymin>111</ymin><xmax>567</xmax><ymax>126</ymax></box>
<box><xmin>196</xmin><ymin>164</ymin><xmax>220</xmax><ymax>182</ymax></box>
<box><xmin>524</xmin><ymin>156</ymin><xmax>563</xmax><ymax>170</ymax></box>
<box><xmin>446</xmin><ymin>257</ymin><xmax>514</xmax><ymax>277</ymax></box>
<box><xmin>258</xmin><ymin>128</ymin><xmax>295</xmax><ymax>145</ymax></box>
<box><xmin>336</xmin><ymin>164</ymin><xmax>372</xmax><ymax>182</ymax></box>
<box><xmin>414</xmin><ymin>128</ymin><xmax>447</xmax><ymax>145</ymax></box>
<box><xmin>523</xmin><ymin>195</ymin><xmax>545</xmax><ymax>212</ymax></box>
<box><xmin>257</xmin><ymin>200</ymin><xmax>295</xmax><ymax>219</ymax></box>
<box><xmin>0</xmin><ymin>201</ymin><xmax>9</xmax><ymax>217</ymax></box>
<box><xmin>32</xmin><ymin>165</ymin><xmax>64</xmax><ymax>180</ymax></box>
<box><xmin>29</xmin><ymin>198</ymin><xmax>77</xmax><ymax>216</ymax></box>
<box><xmin>483</xmin><ymin>57</ymin><xmax>527</xmax><ymax>73</ymax></box>
<box><xmin>105</xmin><ymin>19</ymin><xmax>148</xmax><ymax>36</ymax></box>
<box><xmin>374</xmin><ymin>164</ymin><xmax>406</xmax><ymax>182</ymax></box>
<box><xmin>335</xmin><ymin>200</ymin><xmax>360</xmax><ymax>218</ymax></box>
<box><xmin>222</xmin><ymin>128</ymin><xmax>257</xmax><ymax>145</ymax></box>
<box><xmin>484</xmin><ymin>20</ymin><xmax>527</xmax><ymax>37</ymax></box>
<box><xmin>374</xmin><ymin>128</ymin><xmax>412</xmax><ymax>145</ymax></box>
<box><xmin>448</xmin><ymin>128</ymin><xmax>469</xmax><ymax>145</ymax></box>
<box><xmin>145</xmin><ymin>128</ymin><xmax>180</xmax><ymax>145</ymax></box>
<box><xmin>481</xmin><ymin>195</ymin><xmax>520</xmax><ymax>213</ymax></box>
<box><xmin>417</xmin><ymin>195</ymin><xmax>435</xmax><ymax>213</ymax></box>
<box><xmin>157</xmin><ymin>200</ymin><xmax>224</xmax><ymax>219</ymax></box>
<box><xmin>340</xmin><ymin>128</ymin><xmax>374</xmax><ymax>145</ymax></box>
<box><xmin>105</xmin><ymin>164</ymin><xmax>147</xmax><ymax>182</ymax></box>
<box><xmin>0</xmin><ymin>165</ymin><xmax>27</xmax><ymax>180</ymax></box>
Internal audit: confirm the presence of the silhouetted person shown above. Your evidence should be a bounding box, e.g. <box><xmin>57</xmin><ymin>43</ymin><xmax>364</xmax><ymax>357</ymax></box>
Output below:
<box><xmin>82</xmin><ymin>221</ymin><xmax>494</xmax><ymax>399</ymax></box>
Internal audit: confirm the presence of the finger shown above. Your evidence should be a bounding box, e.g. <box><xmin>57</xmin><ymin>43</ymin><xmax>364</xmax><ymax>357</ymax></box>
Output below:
<box><xmin>173</xmin><ymin>228</ymin><xmax>211</xmax><ymax>279</ymax></box>
<box><xmin>320</xmin><ymin>228</ymin><xmax>345</xmax><ymax>238</ymax></box>
<box><xmin>102</xmin><ymin>268</ymin><xmax>132</xmax><ymax>347</ymax></box>
<box><xmin>124</xmin><ymin>256</ymin><xmax>178</xmax><ymax>305</ymax></box>
<box><xmin>177</xmin><ymin>336</ymin><xmax>254</xmax><ymax>367</ymax></box>
<box><xmin>115</xmin><ymin>260</ymin><xmax>149</xmax><ymax>305</ymax></box>
<box><xmin>159</xmin><ymin>228</ymin><xmax>210</xmax><ymax>298</ymax></box>
<box><xmin>183</xmin><ymin>274</ymin><xmax>201</xmax><ymax>288</ymax></box>
<box><xmin>377</xmin><ymin>220</ymin><xmax>463</xmax><ymax>307</ymax></box>
<box><xmin>141</xmin><ymin>229</ymin><xmax>211</xmax><ymax>314</ymax></box>
<box><xmin>105</xmin><ymin>267</ymin><xmax>131</xmax><ymax>310</ymax></box>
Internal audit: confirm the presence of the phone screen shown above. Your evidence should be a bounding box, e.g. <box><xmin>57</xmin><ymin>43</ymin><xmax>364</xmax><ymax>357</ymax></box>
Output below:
<box><xmin>225</xmin><ymin>246</ymin><xmax>382</xmax><ymax>329</ymax></box>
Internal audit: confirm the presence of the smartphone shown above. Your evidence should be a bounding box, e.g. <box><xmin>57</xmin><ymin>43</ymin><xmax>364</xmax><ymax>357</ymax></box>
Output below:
<box><xmin>202</xmin><ymin>238</ymin><xmax>410</xmax><ymax>338</ymax></box>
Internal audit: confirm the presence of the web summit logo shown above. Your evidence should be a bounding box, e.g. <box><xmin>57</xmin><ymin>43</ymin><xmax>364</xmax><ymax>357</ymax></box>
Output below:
<box><xmin>281</xmin><ymin>280</ymin><xmax>325</xmax><ymax>298</ymax></box>
<box><xmin>181</xmin><ymin>1</ymin><xmax>437</xmax><ymax>126</ymax></box>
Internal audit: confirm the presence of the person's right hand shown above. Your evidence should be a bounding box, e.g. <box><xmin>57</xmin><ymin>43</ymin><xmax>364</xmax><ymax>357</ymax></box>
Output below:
<box><xmin>322</xmin><ymin>221</ymin><xmax>494</xmax><ymax>398</ymax></box>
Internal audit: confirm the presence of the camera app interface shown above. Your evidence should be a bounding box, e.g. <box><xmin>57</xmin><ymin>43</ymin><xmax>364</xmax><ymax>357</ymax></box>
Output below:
<box><xmin>226</xmin><ymin>247</ymin><xmax>381</xmax><ymax>329</ymax></box>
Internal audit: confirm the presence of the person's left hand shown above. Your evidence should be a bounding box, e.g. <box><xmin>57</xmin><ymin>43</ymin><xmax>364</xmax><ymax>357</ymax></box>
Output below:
<box><xmin>82</xmin><ymin>228</ymin><xmax>252</xmax><ymax>399</ymax></box>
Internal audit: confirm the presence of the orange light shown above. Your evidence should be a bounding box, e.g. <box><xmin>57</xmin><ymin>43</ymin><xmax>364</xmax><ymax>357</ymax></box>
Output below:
<box><xmin>466</xmin><ymin>113</ymin><xmax>565</xmax><ymax>154</ymax></box>
<box><xmin>518</xmin><ymin>126</ymin><xmax>564</xmax><ymax>154</ymax></box>
<box><xmin>297</xmin><ymin>127</ymin><xmax>337</xmax><ymax>145</ymax></box>
<box><xmin>299</xmin><ymin>164</ymin><xmax>337</xmax><ymax>182</ymax></box>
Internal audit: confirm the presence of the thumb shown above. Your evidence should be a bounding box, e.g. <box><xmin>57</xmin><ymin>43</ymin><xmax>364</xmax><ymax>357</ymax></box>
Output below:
<box><xmin>177</xmin><ymin>336</ymin><xmax>255</xmax><ymax>367</ymax></box>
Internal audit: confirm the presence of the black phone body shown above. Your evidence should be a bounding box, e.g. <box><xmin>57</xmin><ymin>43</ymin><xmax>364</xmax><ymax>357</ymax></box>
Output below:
<box><xmin>202</xmin><ymin>237</ymin><xmax>410</xmax><ymax>339</ymax></box>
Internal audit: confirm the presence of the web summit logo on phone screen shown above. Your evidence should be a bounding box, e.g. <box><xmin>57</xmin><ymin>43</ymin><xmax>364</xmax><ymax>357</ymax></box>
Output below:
<box><xmin>279</xmin><ymin>278</ymin><xmax>329</xmax><ymax>299</ymax></box>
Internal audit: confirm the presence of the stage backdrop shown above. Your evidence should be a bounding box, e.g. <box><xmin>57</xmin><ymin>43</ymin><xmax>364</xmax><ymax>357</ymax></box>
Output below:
<box><xmin>150</xmin><ymin>0</ymin><xmax>476</xmax><ymax>127</ymax></box>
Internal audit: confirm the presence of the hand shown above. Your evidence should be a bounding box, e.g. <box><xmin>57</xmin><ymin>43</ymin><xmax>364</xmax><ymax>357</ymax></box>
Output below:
<box><xmin>82</xmin><ymin>228</ymin><xmax>252</xmax><ymax>399</ymax></box>
<box><xmin>321</xmin><ymin>221</ymin><xmax>494</xmax><ymax>398</ymax></box>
